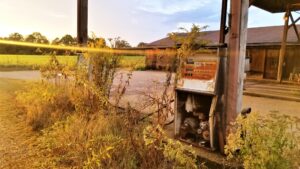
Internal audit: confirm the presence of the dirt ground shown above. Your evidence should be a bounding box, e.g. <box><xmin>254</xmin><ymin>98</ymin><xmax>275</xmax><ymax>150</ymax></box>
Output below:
<box><xmin>0</xmin><ymin>79</ymin><xmax>39</xmax><ymax>169</ymax></box>
<box><xmin>243</xmin><ymin>96</ymin><xmax>300</xmax><ymax>118</ymax></box>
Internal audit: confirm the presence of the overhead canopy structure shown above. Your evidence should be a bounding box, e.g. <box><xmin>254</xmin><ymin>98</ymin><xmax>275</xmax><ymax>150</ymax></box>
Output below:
<box><xmin>251</xmin><ymin>0</ymin><xmax>300</xmax><ymax>13</ymax></box>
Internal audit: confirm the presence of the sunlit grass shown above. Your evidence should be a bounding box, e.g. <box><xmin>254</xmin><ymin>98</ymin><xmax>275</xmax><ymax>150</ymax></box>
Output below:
<box><xmin>0</xmin><ymin>55</ymin><xmax>77</xmax><ymax>70</ymax></box>
<box><xmin>120</xmin><ymin>55</ymin><xmax>145</xmax><ymax>70</ymax></box>
<box><xmin>0</xmin><ymin>54</ymin><xmax>145</xmax><ymax>70</ymax></box>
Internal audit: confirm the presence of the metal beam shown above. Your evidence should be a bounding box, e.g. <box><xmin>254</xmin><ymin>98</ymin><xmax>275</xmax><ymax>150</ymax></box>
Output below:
<box><xmin>249</xmin><ymin>0</ymin><xmax>256</xmax><ymax>6</ymax></box>
<box><xmin>288</xmin><ymin>16</ymin><xmax>300</xmax><ymax>28</ymax></box>
<box><xmin>219</xmin><ymin>0</ymin><xmax>228</xmax><ymax>44</ymax></box>
<box><xmin>252</xmin><ymin>0</ymin><xmax>300</xmax><ymax>13</ymax></box>
<box><xmin>290</xmin><ymin>13</ymin><xmax>300</xmax><ymax>41</ymax></box>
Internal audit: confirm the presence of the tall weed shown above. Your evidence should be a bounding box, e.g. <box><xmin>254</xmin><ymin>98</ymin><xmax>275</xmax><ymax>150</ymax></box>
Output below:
<box><xmin>16</xmin><ymin>82</ymin><xmax>74</xmax><ymax>130</ymax></box>
<box><xmin>37</xmin><ymin>111</ymin><xmax>202</xmax><ymax>169</ymax></box>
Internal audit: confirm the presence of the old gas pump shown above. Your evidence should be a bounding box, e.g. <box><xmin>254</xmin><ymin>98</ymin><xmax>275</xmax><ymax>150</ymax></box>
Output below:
<box><xmin>174</xmin><ymin>51</ymin><xmax>225</xmax><ymax>151</ymax></box>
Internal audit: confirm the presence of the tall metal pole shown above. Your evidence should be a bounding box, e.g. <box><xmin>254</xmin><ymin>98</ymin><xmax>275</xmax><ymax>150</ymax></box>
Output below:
<box><xmin>219</xmin><ymin>0</ymin><xmax>228</xmax><ymax>44</ymax></box>
<box><xmin>225</xmin><ymin>0</ymin><xmax>249</xmax><ymax>137</ymax></box>
<box><xmin>77</xmin><ymin>0</ymin><xmax>88</xmax><ymax>46</ymax></box>
<box><xmin>216</xmin><ymin>0</ymin><xmax>228</xmax><ymax>153</ymax></box>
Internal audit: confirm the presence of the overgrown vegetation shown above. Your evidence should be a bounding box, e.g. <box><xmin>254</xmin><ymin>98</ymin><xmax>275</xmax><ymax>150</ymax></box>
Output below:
<box><xmin>36</xmin><ymin>110</ymin><xmax>202</xmax><ymax>168</ymax></box>
<box><xmin>16</xmin><ymin>82</ymin><xmax>74</xmax><ymax>130</ymax></box>
<box><xmin>225</xmin><ymin>112</ymin><xmax>300</xmax><ymax>169</ymax></box>
<box><xmin>14</xmin><ymin>25</ymin><xmax>300</xmax><ymax>169</ymax></box>
<box><xmin>16</xmin><ymin>34</ymin><xmax>201</xmax><ymax>168</ymax></box>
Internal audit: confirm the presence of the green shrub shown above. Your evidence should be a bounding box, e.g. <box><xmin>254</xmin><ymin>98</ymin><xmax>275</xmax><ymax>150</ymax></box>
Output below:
<box><xmin>225</xmin><ymin>112</ymin><xmax>300</xmax><ymax>169</ymax></box>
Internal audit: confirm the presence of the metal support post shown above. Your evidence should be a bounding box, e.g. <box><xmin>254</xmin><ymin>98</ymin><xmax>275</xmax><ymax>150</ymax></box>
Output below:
<box><xmin>225</xmin><ymin>0</ymin><xmax>249</xmax><ymax>138</ymax></box>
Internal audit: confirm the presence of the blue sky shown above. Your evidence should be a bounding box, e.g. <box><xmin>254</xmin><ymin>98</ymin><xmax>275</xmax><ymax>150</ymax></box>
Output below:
<box><xmin>0</xmin><ymin>0</ymin><xmax>287</xmax><ymax>46</ymax></box>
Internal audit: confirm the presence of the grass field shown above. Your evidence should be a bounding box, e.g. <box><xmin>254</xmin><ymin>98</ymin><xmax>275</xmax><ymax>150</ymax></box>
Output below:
<box><xmin>0</xmin><ymin>55</ymin><xmax>145</xmax><ymax>71</ymax></box>
<box><xmin>120</xmin><ymin>55</ymin><xmax>146</xmax><ymax>70</ymax></box>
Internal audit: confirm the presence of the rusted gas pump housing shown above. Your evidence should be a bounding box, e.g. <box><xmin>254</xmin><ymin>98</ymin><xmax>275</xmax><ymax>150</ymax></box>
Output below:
<box><xmin>174</xmin><ymin>49</ymin><xmax>227</xmax><ymax>151</ymax></box>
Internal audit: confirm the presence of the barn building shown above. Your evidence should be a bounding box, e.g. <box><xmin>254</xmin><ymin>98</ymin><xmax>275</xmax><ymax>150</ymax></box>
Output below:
<box><xmin>145</xmin><ymin>25</ymin><xmax>300</xmax><ymax>80</ymax></box>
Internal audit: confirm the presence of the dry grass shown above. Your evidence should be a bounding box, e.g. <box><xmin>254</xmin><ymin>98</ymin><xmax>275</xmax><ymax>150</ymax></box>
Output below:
<box><xmin>0</xmin><ymin>79</ymin><xmax>42</xmax><ymax>169</ymax></box>
<box><xmin>16</xmin><ymin>82</ymin><xmax>75</xmax><ymax>130</ymax></box>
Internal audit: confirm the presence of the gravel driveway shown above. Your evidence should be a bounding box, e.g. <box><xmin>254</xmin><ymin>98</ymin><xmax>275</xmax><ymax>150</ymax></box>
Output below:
<box><xmin>0</xmin><ymin>71</ymin><xmax>41</xmax><ymax>80</ymax></box>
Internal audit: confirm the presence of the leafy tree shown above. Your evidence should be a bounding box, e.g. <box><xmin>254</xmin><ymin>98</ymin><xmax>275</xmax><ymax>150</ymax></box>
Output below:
<box><xmin>8</xmin><ymin>32</ymin><xmax>24</xmax><ymax>41</ymax></box>
<box><xmin>137</xmin><ymin>42</ymin><xmax>147</xmax><ymax>48</ymax></box>
<box><xmin>108</xmin><ymin>37</ymin><xmax>131</xmax><ymax>48</ymax></box>
<box><xmin>166</xmin><ymin>24</ymin><xmax>209</xmax><ymax>73</ymax></box>
<box><xmin>59</xmin><ymin>34</ymin><xmax>76</xmax><ymax>46</ymax></box>
<box><xmin>51</xmin><ymin>38</ymin><xmax>60</xmax><ymax>45</ymax></box>
<box><xmin>24</xmin><ymin>32</ymin><xmax>49</xmax><ymax>54</ymax></box>
<box><xmin>1</xmin><ymin>33</ymin><xmax>26</xmax><ymax>54</ymax></box>
<box><xmin>25</xmin><ymin>32</ymin><xmax>49</xmax><ymax>44</ymax></box>
<box><xmin>88</xmin><ymin>33</ymin><xmax>107</xmax><ymax>48</ymax></box>
<box><xmin>51</xmin><ymin>35</ymin><xmax>76</xmax><ymax>55</ymax></box>
<box><xmin>168</xmin><ymin>24</ymin><xmax>208</xmax><ymax>53</ymax></box>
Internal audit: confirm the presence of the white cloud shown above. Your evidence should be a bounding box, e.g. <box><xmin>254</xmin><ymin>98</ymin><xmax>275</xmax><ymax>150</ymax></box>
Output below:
<box><xmin>130</xmin><ymin>18</ymin><xmax>139</xmax><ymax>25</ymax></box>
<box><xmin>138</xmin><ymin>0</ymin><xmax>210</xmax><ymax>15</ymax></box>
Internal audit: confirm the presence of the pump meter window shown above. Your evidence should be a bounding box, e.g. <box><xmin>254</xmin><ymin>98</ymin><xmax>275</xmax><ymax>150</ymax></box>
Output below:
<box><xmin>177</xmin><ymin>56</ymin><xmax>219</xmax><ymax>93</ymax></box>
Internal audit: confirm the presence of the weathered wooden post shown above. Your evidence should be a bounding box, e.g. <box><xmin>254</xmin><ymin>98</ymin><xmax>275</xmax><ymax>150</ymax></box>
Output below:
<box><xmin>225</xmin><ymin>0</ymin><xmax>249</xmax><ymax>137</ymax></box>
<box><xmin>277</xmin><ymin>5</ymin><xmax>290</xmax><ymax>82</ymax></box>
<box><xmin>77</xmin><ymin>0</ymin><xmax>93</xmax><ymax>80</ymax></box>
<box><xmin>77</xmin><ymin>0</ymin><xmax>88</xmax><ymax>66</ymax></box>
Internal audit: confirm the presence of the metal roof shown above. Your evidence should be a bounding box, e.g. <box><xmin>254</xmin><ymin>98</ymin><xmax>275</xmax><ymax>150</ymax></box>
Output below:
<box><xmin>146</xmin><ymin>25</ymin><xmax>300</xmax><ymax>48</ymax></box>
<box><xmin>252</xmin><ymin>0</ymin><xmax>300</xmax><ymax>13</ymax></box>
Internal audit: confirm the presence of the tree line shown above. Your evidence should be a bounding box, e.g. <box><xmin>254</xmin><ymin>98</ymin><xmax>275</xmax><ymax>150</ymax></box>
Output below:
<box><xmin>0</xmin><ymin>32</ymin><xmax>132</xmax><ymax>55</ymax></box>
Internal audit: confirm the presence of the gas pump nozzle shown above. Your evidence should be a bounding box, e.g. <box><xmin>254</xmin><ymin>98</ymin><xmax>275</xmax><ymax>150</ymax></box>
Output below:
<box><xmin>241</xmin><ymin>107</ymin><xmax>251</xmax><ymax>117</ymax></box>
